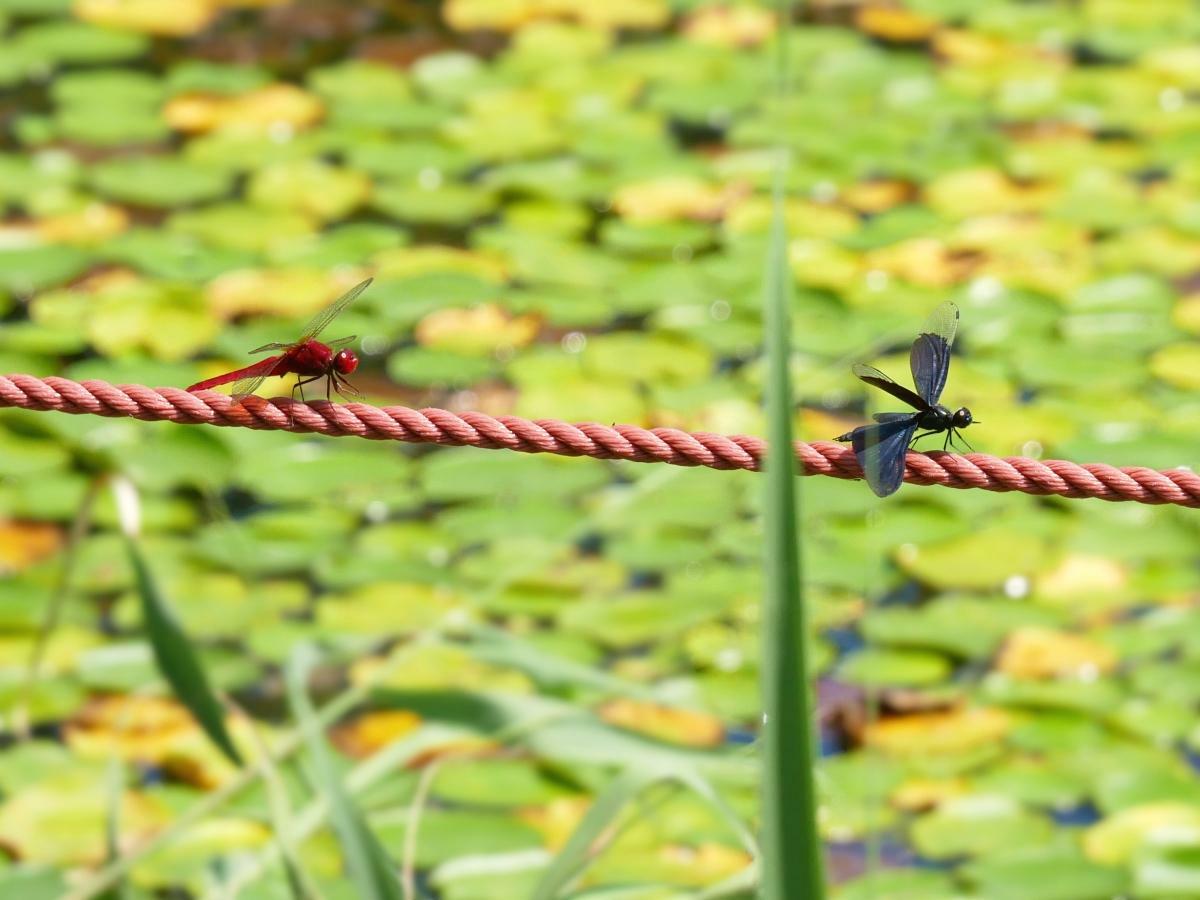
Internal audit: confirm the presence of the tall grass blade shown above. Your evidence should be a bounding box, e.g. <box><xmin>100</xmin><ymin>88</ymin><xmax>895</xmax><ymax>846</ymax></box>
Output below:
<box><xmin>96</xmin><ymin>754</ymin><xmax>128</xmax><ymax>900</ymax></box>
<box><xmin>759</xmin><ymin>7</ymin><xmax>824</xmax><ymax>893</ymax></box>
<box><xmin>286</xmin><ymin>645</ymin><xmax>403</xmax><ymax>900</ymax></box>
<box><xmin>532</xmin><ymin>763</ymin><xmax>755</xmax><ymax>900</ymax></box>
<box><xmin>125</xmin><ymin>536</ymin><xmax>243</xmax><ymax>766</ymax></box>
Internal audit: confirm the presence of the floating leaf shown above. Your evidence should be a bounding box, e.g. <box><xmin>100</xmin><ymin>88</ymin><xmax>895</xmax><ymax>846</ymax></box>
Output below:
<box><xmin>163</xmin><ymin>84</ymin><xmax>324</xmax><ymax>135</ymax></box>
<box><xmin>247</xmin><ymin>159</ymin><xmax>371</xmax><ymax>222</ymax></box>
<box><xmin>911</xmin><ymin>794</ymin><xmax>1055</xmax><ymax>860</ymax></box>
<box><xmin>74</xmin><ymin>0</ymin><xmax>215</xmax><ymax>35</ymax></box>
<box><xmin>89</xmin><ymin>156</ymin><xmax>233</xmax><ymax>207</ymax></box>
<box><xmin>996</xmin><ymin>628</ymin><xmax>1118</xmax><ymax>681</ymax></box>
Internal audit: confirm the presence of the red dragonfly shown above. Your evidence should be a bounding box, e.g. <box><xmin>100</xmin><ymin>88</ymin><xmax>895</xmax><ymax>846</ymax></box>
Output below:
<box><xmin>187</xmin><ymin>278</ymin><xmax>372</xmax><ymax>405</ymax></box>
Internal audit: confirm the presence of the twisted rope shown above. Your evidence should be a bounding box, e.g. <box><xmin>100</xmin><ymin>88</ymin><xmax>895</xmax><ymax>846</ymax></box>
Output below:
<box><xmin>1</xmin><ymin>374</ymin><xmax>1196</xmax><ymax>507</ymax></box>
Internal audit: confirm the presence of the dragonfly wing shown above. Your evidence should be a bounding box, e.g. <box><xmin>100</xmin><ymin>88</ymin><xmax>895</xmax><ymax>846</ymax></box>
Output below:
<box><xmin>229</xmin><ymin>356</ymin><xmax>285</xmax><ymax>401</ymax></box>
<box><xmin>849</xmin><ymin>416</ymin><xmax>920</xmax><ymax>498</ymax></box>
<box><xmin>324</xmin><ymin>335</ymin><xmax>357</xmax><ymax>348</ymax></box>
<box><xmin>911</xmin><ymin>301</ymin><xmax>959</xmax><ymax>404</ymax></box>
<box><xmin>249</xmin><ymin>342</ymin><xmax>292</xmax><ymax>354</ymax></box>
<box><xmin>230</xmin><ymin>373</ymin><xmax>271</xmax><ymax>402</ymax></box>
<box><xmin>298</xmin><ymin>278</ymin><xmax>373</xmax><ymax>344</ymax></box>
<box><xmin>852</xmin><ymin>363</ymin><xmax>929</xmax><ymax>411</ymax></box>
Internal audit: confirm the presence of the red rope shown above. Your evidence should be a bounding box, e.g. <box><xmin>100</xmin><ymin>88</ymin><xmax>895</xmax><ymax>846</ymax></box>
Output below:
<box><xmin>1</xmin><ymin>374</ymin><xmax>1196</xmax><ymax>507</ymax></box>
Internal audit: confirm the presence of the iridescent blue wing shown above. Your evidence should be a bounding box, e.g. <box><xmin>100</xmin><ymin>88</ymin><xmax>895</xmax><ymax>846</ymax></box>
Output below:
<box><xmin>847</xmin><ymin>415</ymin><xmax>919</xmax><ymax>498</ymax></box>
<box><xmin>910</xmin><ymin>301</ymin><xmax>959</xmax><ymax>405</ymax></box>
<box><xmin>853</xmin><ymin>363</ymin><xmax>928</xmax><ymax>412</ymax></box>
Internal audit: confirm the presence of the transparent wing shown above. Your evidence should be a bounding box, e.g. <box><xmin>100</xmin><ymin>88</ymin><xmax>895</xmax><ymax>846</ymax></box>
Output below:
<box><xmin>249</xmin><ymin>342</ymin><xmax>292</xmax><ymax>354</ymax></box>
<box><xmin>230</xmin><ymin>372</ymin><xmax>271</xmax><ymax>402</ymax></box>
<box><xmin>911</xmin><ymin>301</ymin><xmax>959</xmax><ymax>404</ymax></box>
<box><xmin>852</xmin><ymin>363</ymin><xmax>928</xmax><ymax>412</ymax></box>
<box><xmin>298</xmin><ymin>278</ymin><xmax>373</xmax><ymax>344</ymax></box>
<box><xmin>325</xmin><ymin>335</ymin><xmax>357</xmax><ymax>348</ymax></box>
<box><xmin>851</xmin><ymin>416</ymin><xmax>919</xmax><ymax>498</ymax></box>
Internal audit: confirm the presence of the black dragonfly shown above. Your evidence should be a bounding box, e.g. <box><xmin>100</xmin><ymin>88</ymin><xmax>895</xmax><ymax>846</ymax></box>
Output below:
<box><xmin>835</xmin><ymin>301</ymin><xmax>976</xmax><ymax>497</ymax></box>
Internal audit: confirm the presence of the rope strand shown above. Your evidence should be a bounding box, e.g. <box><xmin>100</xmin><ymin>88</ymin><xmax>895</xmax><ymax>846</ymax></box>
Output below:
<box><xmin>1</xmin><ymin>374</ymin><xmax>1196</xmax><ymax>507</ymax></box>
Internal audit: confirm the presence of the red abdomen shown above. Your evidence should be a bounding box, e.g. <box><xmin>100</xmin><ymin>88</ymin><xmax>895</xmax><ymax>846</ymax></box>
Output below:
<box><xmin>186</xmin><ymin>357</ymin><xmax>281</xmax><ymax>392</ymax></box>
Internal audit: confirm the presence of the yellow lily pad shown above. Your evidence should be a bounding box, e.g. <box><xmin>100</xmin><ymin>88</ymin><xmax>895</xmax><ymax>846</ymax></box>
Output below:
<box><xmin>74</xmin><ymin>0</ymin><xmax>216</xmax><ymax>37</ymax></box>
<box><xmin>1085</xmin><ymin>803</ymin><xmax>1200</xmax><ymax>866</ymax></box>
<box><xmin>1151</xmin><ymin>342</ymin><xmax>1200</xmax><ymax>390</ymax></box>
<box><xmin>415</xmin><ymin>303</ymin><xmax>540</xmax><ymax>354</ymax></box>
<box><xmin>612</xmin><ymin>175</ymin><xmax>733</xmax><ymax>224</ymax></box>
<box><xmin>682</xmin><ymin>4</ymin><xmax>775</xmax><ymax>47</ymax></box>
<box><xmin>36</xmin><ymin>202</ymin><xmax>129</xmax><ymax>245</ymax></box>
<box><xmin>163</xmin><ymin>84</ymin><xmax>324</xmax><ymax>135</ymax></box>
<box><xmin>926</xmin><ymin>168</ymin><xmax>1057</xmax><ymax>219</ymax></box>
<box><xmin>330</xmin><ymin>709</ymin><xmax>422</xmax><ymax>758</ymax></box>
<box><xmin>596</xmin><ymin>698</ymin><xmax>725</xmax><ymax>747</ymax></box>
<box><xmin>1033</xmin><ymin>554</ymin><xmax>1128</xmax><ymax>607</ymax></box>
<box><xmin>204</xmin><ymin>268</ymin><xmax>358</xmax><ymax>321</ymax></box>
<box><xmin>0</xmin><ymin>520</ymin><xmax>62</xmax><ymax>572</ymax></box>
<box><xmin>865</xmin><ymin>707</ymin><xmax>1012</xmax><ymax>757</ymax></box>
<box><xmin>996</xmin><ymin>627</ymin><xmax>1118</xmax><ymax>681</ymax></box>
<box><xmin>372</xmin><ymin>244</ymin><xmax>509</xmax><ymax>282</ymax></box>
<box><xmin>0</xmin><ymin>767</ymin><xmax>169</xmax><ymax>864</ymax></box>
<box><xmin>856</xmin><ymin>5</ymin><xmax>939</xmax><ymax>43</ymax></box>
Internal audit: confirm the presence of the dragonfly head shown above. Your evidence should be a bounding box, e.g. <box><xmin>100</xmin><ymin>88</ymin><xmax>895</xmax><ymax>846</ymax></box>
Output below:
<box><xmin>332</xmin><ymin>349</ymin><xmax>359</xmax><ymax>376</ymax></box>
<box><xmin>951</xmin><ymin>407</ymin><xmax>973</xmax><ymax>428</ymax></box>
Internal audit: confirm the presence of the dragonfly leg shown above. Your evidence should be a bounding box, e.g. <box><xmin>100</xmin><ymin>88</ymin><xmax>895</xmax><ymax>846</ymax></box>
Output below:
<box><xmin>911</xmin><ymin>430</ymin><xmax>938</xmax><ymax>445</ymax></box>
<box><xmin>290</xmin><ymin>376</ymin><xmax>323</xmax><ymax>426</ymax></box>
<box><xmin>333</xmin><ymin>373</ymin><xmax>363</xmax><ymax>399</ymax></box>
<box><xmin>953</xmin><ymin>429</ymin><xmax>976</xmax><ymax>452</ymax></box>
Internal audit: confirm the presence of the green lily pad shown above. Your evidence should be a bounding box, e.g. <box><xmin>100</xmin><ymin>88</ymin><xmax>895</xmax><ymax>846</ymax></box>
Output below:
<box><xmin>862</xmin><ymin>596</ymin><xmax>1063</xmax><ymax>659</ymax></box>
<box><xmin>834</xmin><ymin>869</ymin><xmax>959</xmax><ymax>900</ymax></box>
<box><xmin>838</xmin><ymin>648</ymin><xmax>952</xmax><ymax>687</ymax></box>
<box><xmin>100</xmin><ymin>229</ymin><xmax>257</xmax><ymax>280</ymax></box>
<box><xmin>247</xmin><ymin>159</ymin><xmax>371</xmax><ymax>222</ymax></box>
<box><xmin>90</xmin><ymin>157</ymin><xmax>233</xmax><ymax>207</ymax></box>
<box><xmin>962</xmin><ymin>845</ymin><xmax>1130</xmax><ymax>900</ymax></box>
<box><xmin>0</xmin><ymin>245</ymin><xmax>91</xmax><ymax>294</ymax></box>
<box><xmin>165</xmin><ymin>60</ymin><xmax>270</xmax><ymax>95</ymax></box>
<box><xmin>167</xmin><ymin>203</ymin><xmax>314</xmax><ymax>252</ymax></box>
<box><xmin>431</xmin><ymin>758</ymin><xmax>576</xmax><ymax>807</ymax></box>
<box><xmin>911</xmin><ymin>794</ymin><xmax>1055</xmax><ymax>860</ymax></box>
<box><xmin>14</xmin><ymin>21</ymin><xmax>147</xmax><ymax>66</ymax></box>
<box><xmin>1135</xmin><ymin>845</ymin><xmax>1200</xmax><ymax>899</ymax></box>
<box><xmin>387</xmin><ymin>347</ymin><xmax>496</xmax><ymax>388</ymax></box>
<box><xmin>559</xmin><ymin>591</ymin><xmax>731</xmax><ymax>648</ymax></box>
<box><xmin>372</xmin><ymin>180</ymin><xmax>498</xmax><ymax>226</ymax></box>
<box><xmin>896</xmin><ymin>527</ymin><xmax>1054</xmax><ymax>590</ymax></box>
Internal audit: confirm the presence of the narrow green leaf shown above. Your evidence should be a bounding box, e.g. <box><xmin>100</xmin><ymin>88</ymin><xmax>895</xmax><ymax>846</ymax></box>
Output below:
<box><xmin>286</xmin><ymin>645</ymin><xmax>404</xmax><ymax>900</ymax></box>
<box><xmin>532</xmin><ymin>763</ymin><xmax>755</xmax><ymax>900</ymax></box>
<box><xmin>759</xmin><ymin>3</ymin><xmax>824</xmax><ymax>895</ymax></box>
<box><xmin>96</xmin><ymin>755</ymin><xmax>128</xmax><ymax>900</ymax></box>
<box><xmin>125</xmin><ymin>536</ymin><xmax>243</xmax><ymax>765</ymax></box>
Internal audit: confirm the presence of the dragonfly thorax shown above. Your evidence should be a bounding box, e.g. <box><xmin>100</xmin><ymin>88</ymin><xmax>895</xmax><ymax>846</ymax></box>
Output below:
<box><xmin>917</xmin><ymin>405</ymin><xmax>953</xmax><ymax>431</ymax></box>
<box><xmin>916</xmin><ymin>405</ymin><xmax>973</xmax><ymax>432</ymax></box>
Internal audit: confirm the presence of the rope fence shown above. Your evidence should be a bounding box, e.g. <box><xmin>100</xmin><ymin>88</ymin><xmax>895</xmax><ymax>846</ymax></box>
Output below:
<box><xmin>1</xmin><ymin>374</ymin><xmax>1197</xmax><ymax>508</ymax></box>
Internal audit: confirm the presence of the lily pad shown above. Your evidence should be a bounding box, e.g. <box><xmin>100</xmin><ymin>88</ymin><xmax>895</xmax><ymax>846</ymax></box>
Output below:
<box><xmin>911</xmin><ymin>794</ymin><xmax>1055</xmax><ymax>860</ymax></box>
<box><xmin>90</xmin><ymin>157</ymin><xmax>233</xmax><ymax>207</ymax></box>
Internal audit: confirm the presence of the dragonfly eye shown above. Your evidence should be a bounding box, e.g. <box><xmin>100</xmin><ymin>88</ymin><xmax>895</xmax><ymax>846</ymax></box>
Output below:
<box><xmin>952</xmin><ymin>407</ymin><xmax>973</xmax><ymax>427</ymax></box>
<box><xmin>334</xmin><ymin>350</ymin><xmax>359</xmax><ymax>375</ymax></box>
